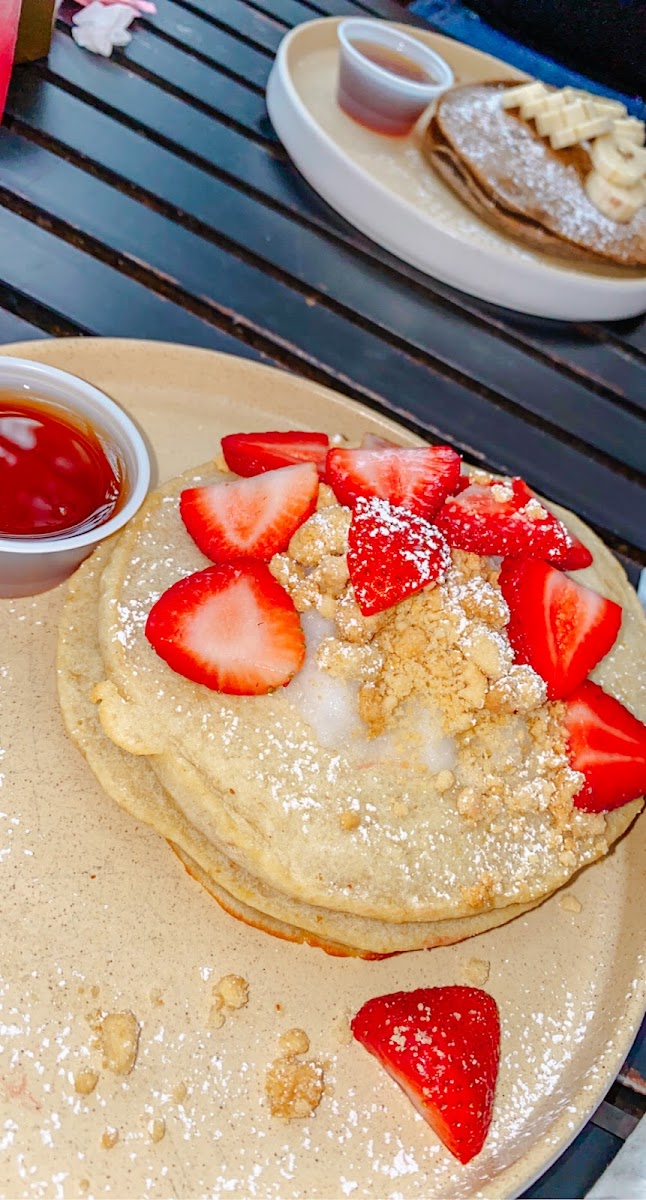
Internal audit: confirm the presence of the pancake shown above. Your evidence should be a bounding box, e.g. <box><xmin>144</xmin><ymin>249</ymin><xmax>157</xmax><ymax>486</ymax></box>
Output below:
<box><xmin>422</xmin><ymin>83</ymin><xmax>646</xmax><ymax>269</ymax></box>
<box><xmin>56</xmin><ymin>460</ymin><xmax>644</xmax><ymax>955</ymax></box>
<box><xmin>57</xmin><ymin>540</ymin><xmax>545</xmax><ymax>956</ymax></box>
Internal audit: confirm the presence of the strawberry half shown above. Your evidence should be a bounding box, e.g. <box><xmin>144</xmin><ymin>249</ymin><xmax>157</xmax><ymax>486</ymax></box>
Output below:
<box><xmin>564</xmin><ymin>680</ymin><xmax>646</xmax><ymax>812</ymax></box>
<box><xmin>347</xmin><ymin>497</ymin><xmax>450</xmax><ymax>616</ymax></box>
<box><xmin>180</xmin><ymin>463</ymin><xmax>318</xmax><ymax>563</ymax></box>
<box><xmin>326</xmin><ymin>445</ymin><xmax>462</xmax><ymax>518</ymax></box>
<box><xmin>145</xmin><ymin>561</ymin><xmax>305</xmax><ymax>695</ymax></box>
<box><xmin>435</xmin><ymin>477</ymin><xmax>592</xmax><ymax>569</ymax></box>
<box><xmin>499</xmin><ymin>558</ymin><xmax>622</xmax><ymax>700</ymax></box>
<box><xmin>351</xmin><ymin>986</ymin><xmax>500</xmax><ymax>1165</ymax></box>
<box><xmin>221</xmin><ymin>430</ymin><xmax>329</xmax><ymax>477</ymax></box>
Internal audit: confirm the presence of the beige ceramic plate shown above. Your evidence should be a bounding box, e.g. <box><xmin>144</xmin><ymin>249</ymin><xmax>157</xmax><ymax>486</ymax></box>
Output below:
<box><xmin>0</xmin><ymin>338</ymin><xmax>644</xmax><ymax>1200</ymax></box>
<box><xmin>266</xmin><ymin>19</ymin><xmax>646</xmax><ymax>320</ymax></box>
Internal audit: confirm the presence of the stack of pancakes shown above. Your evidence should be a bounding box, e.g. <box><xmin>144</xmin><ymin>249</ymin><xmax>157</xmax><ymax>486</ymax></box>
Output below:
<box><xmin>423</xmin><ymin>82</ymin><xmax>646</xmax><ymax>268</ymax></box>
<box><xmin>57</xmin><ymin>462</ymin><xmax>645</xmax><ymax>958</ymax></box>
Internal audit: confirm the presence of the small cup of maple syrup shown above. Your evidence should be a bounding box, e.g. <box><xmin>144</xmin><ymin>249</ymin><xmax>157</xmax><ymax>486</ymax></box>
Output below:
<box><xmin>337</xmin><ymin>19</ymin><xmax>453</xmax><ymax>137</ymax></box>
<box><xmin>0</xmin><ymin>358</ymin><xmax>150</xmax><ymax>598</ymax></box>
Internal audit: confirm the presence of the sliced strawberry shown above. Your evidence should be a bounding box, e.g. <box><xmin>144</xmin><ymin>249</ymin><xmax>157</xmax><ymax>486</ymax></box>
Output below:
<box><xmin>180</xmin><ymin>463</ymin><xmax>318</xmax><ymax>563</ymax></box>
<box><xmin>453</xmin><ymin>474</ymin><xmax>472</xmax><ymax>494</ymax></box>
<box><xmin>499</xmin><ymin>558</ymin><xmax>622</xmax><ymax>700</ymax></box>
<box><xmin>564</xmin><ymin>681</ymin><xmax>646</xmax><ymax>812</ymax></box>
<box><xmin>351</xmin><ymin>986</ymin><xmax>500</xmax><ymax>1165</ymax></box>
<box><xmin>347</xmin><ymin>497</ymin><xmax>450</xmax><ymax>616</ymax></box>
<box><xmin>145</xmin><ymin>561</ymin><xmax>305</xmax><ymax>695</ymax></box>
<box><xmin>436</xmin><ymin>477</ymin><xmax>593</xmax><ymax>569</ymax></box>
<box><xmin>221</xmin><ymin>431</ymin><xmax>329</xmax><ymax>477</ymax></box>
<box><xmin>326</xmin><ymin>445</ymin><xmax>462</xmax><ymax>518</ymax></box>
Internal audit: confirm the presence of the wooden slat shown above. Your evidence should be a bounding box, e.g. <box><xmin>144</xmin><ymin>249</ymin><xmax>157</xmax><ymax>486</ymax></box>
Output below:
<box><xmin>0</xmin><ymin>308</ymin><xmax>48</xmax><ymax>345</ymax></box>
<box><xmin>0</xmin><ymin>201</ymin><xmax>265</xmax><ymax>360</ymax></box>
<box><xmin>255</xmin><ymin>0</ymin><xmax>429</xmax><ymax>23</ymax></box>
<box><xmin>198</xmin><ymin>0</ymin><xmax>316</xmax><ymax>27</ymax></box>
<box><xmin>90</xmin><ymin>26</ymin><xmax>273</xmax><ymax>140</ymax></box>
<box><xmin>36</xmin><ymin>31</ymin><xmax>340</xmax><ymax>221</ymax></box>
<box><xmin>8</xmin><ymin>79</ymin><xmax>645</xmax><ymax>479</ymax></box>
<box><xmin>149</xmin><ymin>0</ymin><xmax>285</xmax><ymax>55</ymax></box>
<box><xmin>37</xmin><ymin>33</ymin><xmax>646</xmax><ymax>414</ymax></box>
<box><xmin>603</xmin><ymin>318</ymin><xmax>646</xmax><ymax>358</ymax></box>
<box><xmin>1</xmin><ymin>131</ymin><xmax>643</xmax><ymax>556</ymax></box>
<box><xmin>53</xmin><ymin>11</ymin><xmax>275</xmax><ymax>140</ymax></box>
<box><xmin>85</xmin><ymin>6</ymin><xmax>274</xmax><ymax>91</ymax></box>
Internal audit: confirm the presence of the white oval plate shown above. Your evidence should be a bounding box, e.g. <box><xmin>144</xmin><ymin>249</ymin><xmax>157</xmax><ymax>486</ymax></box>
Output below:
<box><xmin>266</xmin><ymin>18</ymin><xmax>646</xmax><ymax>320</ymax></box>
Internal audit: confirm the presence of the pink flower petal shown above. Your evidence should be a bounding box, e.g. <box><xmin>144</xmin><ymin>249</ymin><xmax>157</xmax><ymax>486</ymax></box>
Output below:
<box><xmin>75</xmin><ymin>0</ymin><xmax>157</xmax><ymax>11</ymax></box>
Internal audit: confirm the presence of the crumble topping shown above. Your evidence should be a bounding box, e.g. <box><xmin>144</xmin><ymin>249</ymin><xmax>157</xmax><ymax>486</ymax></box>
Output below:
<box><xmin>209</xmin><ymin>974</ymin><xmax>249</xmax><ymax>1028</ymax></box>
<box><xmin>463</xmin><ymin>957</ymin><xmax>491</xmax><ymax>986</ymax></box>
<box><xmin>101</xmin><ymin>1127</ymin><xmax>119</xmax><ymax>1150</ymax></box>
<box><xmin>268</xmin><ymin>494</ymin><xmax>602</xmax><ymax>853</ymax></box>
<box><xmin>278</xmin><ymin>1028</ymin><xmax>310</xmax><ymax>1057</ymax></box>
<box><xmin>265</xmin><ymin>1028</ymin><xmax>325</xmax><ymax>1120</ymax></box>
<box><xmin>148</xmin><ymin>1117</ymin><xmax>166</xmax><ymax>1143</ymax></box>
<box><xmin>99</xmin><ymin>1011</ymin><xmax>140</xmax><ymax>1076</ymax></box>
<box><xmin>74</xmin><ymin>1069</ymin><xmax>98</xmax><ymax>1096</ymax></box>
<box><xmin>560</xmin><ymin>893</ymin><xmax>583</xmax><ymax>914</ymax></box>
<box><xmin>214</xmin><ymin>974</ymin><xmax>249</xmax><ymax>1010</ymax></box>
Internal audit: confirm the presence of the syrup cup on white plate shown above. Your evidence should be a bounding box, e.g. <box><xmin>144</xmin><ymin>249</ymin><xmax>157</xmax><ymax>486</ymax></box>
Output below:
<box><xmin>0</xmin><ymin>358</ymin><xmax>151</xmax><ymax>599</ymax></box>
<box><xmin>337</xmin><ymin>18</ymin><xmax>454</xmax><ymax>136</ymax></box>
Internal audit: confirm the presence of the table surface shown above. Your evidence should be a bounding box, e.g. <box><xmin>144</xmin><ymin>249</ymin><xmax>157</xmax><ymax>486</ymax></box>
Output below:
<box><xmin>1</xmin><ymin>0</ymin><xmax>645</xmax><ymax>1194</ymax></box>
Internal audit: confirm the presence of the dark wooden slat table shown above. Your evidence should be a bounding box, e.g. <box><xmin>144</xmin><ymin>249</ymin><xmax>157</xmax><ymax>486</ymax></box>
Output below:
<box><xmin>1</xmin><ymin>1</ymin><xmax>644</xmax><ymax>1193</ymax></box>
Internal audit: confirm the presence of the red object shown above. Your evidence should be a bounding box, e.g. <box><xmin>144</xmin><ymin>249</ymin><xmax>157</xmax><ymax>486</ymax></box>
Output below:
<box><xmin>564</xmin><ymin>681</ymin><xmax>646</xmax><ymax>812</ymax></box>
<box><xmin>221</xmin><ymin>430</ymin><xmax>329</xmax><ymax>477</ymax></box>
<box><xmin>180</xmin><ymin>462</ymin><xmax>318</xmax><ymax>563</ymax></box>
<box><xmin>347</xmin><ymin>496</ymin><xmax>450</xmax><ymax>616</ymax></box>
<box><xmin>0</xmin><ymin>397</ymin><xmax>122</xmax><ymax>537</ymax></box>
<box><xmin>0</xmin><ymin>0</ymin><xmax>21</xmax><ymax>125</ymax></box>
<box><xmin>499</xmin><ymin>558</ymin><xmax>622</xmax><ymax>700</ymax></box>
<box><xmin>351</xmin><ymin>986</ymin><xmax>500</xmax><ymax>1164</ymax></box>
<box><xmin>145</xmin><ymin>561</ymin><xmax>305</xmax><ymax>695</ymax></box>
<box><xmin>326</xmin><ymin>445</ymin><xmax>462</xmax><ymax>517</ymax></box>
<box><xmin>453</xmin><ymin>474</ymin><xmax>472</xmax><ymax>493</ymax></box>
<box><xmin>436</xmin><ymin>477</ymin><xmax>592</xmax><ymax>569</ymax></box>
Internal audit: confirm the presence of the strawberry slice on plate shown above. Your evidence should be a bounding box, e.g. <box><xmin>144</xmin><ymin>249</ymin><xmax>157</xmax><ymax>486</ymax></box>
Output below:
<box><xmin>347</xmin><ymin>497</ymin><xmax>451</xmax><ymax>616</ymax></box>
<box><xmin>145</xmin><ymin>561</ymin><xmax>305</xmax><ymax>695</ymax></box>
<box><xmin>221</xmin><ymin>430</ymin><xmax>329</xmax><ymax>477</ymax></box>
<box><xmin>326</xmin><ymin>445</ymin><xmax>462</xmax><ymax>518</ymax></box>
<box><xmin>564</xmin><ymin>680</ymin><xmax>646</xmax><ymax>812</ymax></box>
<box><xmin>436</xmin><ymin>477</ymin><xmax>592</xmax><ymax>569</ymax></box>
<box><xmin>351</xmin><ymin>986</ymin><xmax>500</xmax><ymax>1165</ymax></box>
<box><xmin>180</xmin><ymin>463</ymin><xmax>318</xmax><ymax>563</ymax></box>
<box><xmin>499</xmin><ymin>558</ymin><xmax>622</xmax><ymax>700</ymax></box>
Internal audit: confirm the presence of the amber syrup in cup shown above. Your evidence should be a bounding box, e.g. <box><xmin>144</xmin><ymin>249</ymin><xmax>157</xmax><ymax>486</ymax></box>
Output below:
<box><xmin>337</xmin><ymin>38</ymin><xmax>438</xmax><ymax>136</ymax></box>
<box><xmin>352</xmin><ymin>41</ymin><xmax>430</xmax><ymax>83</ymax></box>
<box><xmin>0</xmin><ymin>394</ymin><xmax>125</xmax><ymax>539</ymax></box>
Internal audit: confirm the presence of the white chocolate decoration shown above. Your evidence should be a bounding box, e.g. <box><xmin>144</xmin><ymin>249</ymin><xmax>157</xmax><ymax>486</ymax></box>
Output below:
<box><xmin>590</xmin><ymin>135</ymin><xmax>646</xmax><ymax>188</ymax></box>
<box><xmin>584</xmin><ymin>171</ymin><xmax>646</xmax><ymax>223</ymax></box>
<box><xmin>501</xmin><ymin>80</ymin><xmax>646</xmax><ymax>221</ymax></box>
<box><xmin>613</xmin><ymin>116</ymin><xmax>645</xmax><ymax>146</ymax></box>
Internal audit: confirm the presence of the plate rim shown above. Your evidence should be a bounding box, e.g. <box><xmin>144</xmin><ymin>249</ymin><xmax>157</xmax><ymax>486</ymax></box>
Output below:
<box><xmin>2</xmin><ymin>335</ymin><xmax>645</xmax><ymax>1200</ymax></box>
